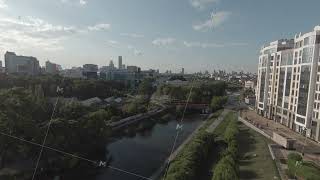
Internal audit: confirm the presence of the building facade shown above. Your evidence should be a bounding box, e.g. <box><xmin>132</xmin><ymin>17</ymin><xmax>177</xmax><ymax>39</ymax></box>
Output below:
<box><xmin>256</xmin><ymin>26</ymin><xmax>320</xmax><ymax>142</ymax></box>
<box><xmin>4</xmin><ymin>51</ymin><xmax>40</xmax><ymax>76</ymax></box>
<box><xmin>245</xmin><ymin>80</ymin><xmax>255</xmax><ymax>89</ymax></box>
<box><xmin>45</xmin><ymin>61</ymin><xmax>61</xmax><ymax>74</ymax></box>
<box><xmin>0</xmin><ymin>60</ymin><xmax>4</xmax><ymax>73</ymax></box>
<box><xmin>83</xmin><ymin>64</ymin><xmax>98</xmax><ymax>79</ymax></box>
<box><xmin>118</xmin><ymin>56</ymin><xmax>122</xmax><ymax>69</ymax></box>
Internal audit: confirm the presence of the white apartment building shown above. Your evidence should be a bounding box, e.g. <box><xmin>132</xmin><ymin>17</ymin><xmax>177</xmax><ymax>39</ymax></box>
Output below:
<box><xmin>245</xmin><ymin>80</ymin><xmax>255</xmax><ymax>89</ymax></box>
<box><xmin>256</xmin><ymin>26</ymin><xmax>320</xmax><ymax>142</ymax></box>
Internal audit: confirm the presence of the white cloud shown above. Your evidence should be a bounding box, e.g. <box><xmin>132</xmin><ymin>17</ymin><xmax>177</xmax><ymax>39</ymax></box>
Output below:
<box><xmin>193</xmin><ymin>11</ymin><xmax>231</xmax><ymax>31</ymax></box>
<box><xmin>79</xmin><ymin>0</ymin><xmax>87</xmax><ymax>6</ymax></box>
<box><xmin>120</xmin><ymin>33</ymin><xmax>144</xmax><ymax>38</ymax></box>
<box><xmin>88</xmin><ymin>23</ymin><xmax>111</xmax><ymax>31</ymax></box>
<box><xmin>183</xmin><ymin>41</ymin><xmax>248</xmax><ymax>48</ymax></box>
<box><xmin>183</xmin><ymin>41</ymin><xmax>224</xmax><ymax>48</ymax></box>
<box><xmin>106</xmin><ymin>40</ymin><xmax>119</xmax><ymax>48</ymax></box>
<box><xmin>0</xmin><ymin>0</ymin><xmax>7</xmax><ymax>9</ymax></box>
<box><xmin>0</xmin><ymin>15</ymin><xmax>112</xmax><ymax>53</ymax></box>
<box><xmin>128</xmin><ymin>45</ymin><xmax>143</xmax><ymax>56</ymax></box>
<box><xmin>0</xmin><ymin>16</ymin><xmax>78</xmax><ymax>51</ymax></box>
<box><xmin>61</xmin><ymin>0</ymin><xmax>87</xmax><ymax>6</ymax></box>
<box><xmin>152</xmin><ymin>38</ymin><xmax>176</xmax><ymax>47</ymax></box>
<box><xmin>134</xmin><ymin>49</ymin><xmax>143</xmax><ymax>56</ymax></box>
<box><xmin>190</xmin><ymin>0</ymin><xmax>219</xmax><ymax>10</ymax></box>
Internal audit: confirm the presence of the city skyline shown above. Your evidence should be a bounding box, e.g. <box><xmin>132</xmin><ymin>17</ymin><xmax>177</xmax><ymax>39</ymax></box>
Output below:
<box><xmin>1</xmin><ymin>0</ymin><xmax>320</xmax><ymax>73</ymax></box>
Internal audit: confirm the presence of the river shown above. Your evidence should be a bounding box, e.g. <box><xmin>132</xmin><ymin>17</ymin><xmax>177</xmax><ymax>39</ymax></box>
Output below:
<box><xmin>96</xmin><ymin>115</ymin><xmax>204</xmax><ymax>180</ymax></box>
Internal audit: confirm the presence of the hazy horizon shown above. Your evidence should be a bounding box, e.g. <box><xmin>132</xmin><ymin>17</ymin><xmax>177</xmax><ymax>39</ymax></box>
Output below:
<box><xmin>0</xmin><ymin>0</ymin><xmax>320</xmax><ymax>73</ymax></box>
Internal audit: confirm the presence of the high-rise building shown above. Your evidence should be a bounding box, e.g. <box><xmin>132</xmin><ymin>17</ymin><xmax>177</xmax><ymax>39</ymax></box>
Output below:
<box><xmin>4</xmin><ymin>51</ymin><xmax>40</xmax><ymax>76</ymax></box>
<box><xmin>60</xmin><ymin>67</ymin><xmax>84</xmax><ymax>78</ymax></box>
<box><xmin>127</xmin><ymin>65</ymin><xmax>139</xmax><ymax>72</ymax></box>
<box><xmin>0</xmin><ymin>60</ymin><xmax>4</xmax><ymax>73</ymax></box>
<box><xmin>45</xmin><ymin>61</ymin><xmax>61</xmax><ymax>74</ymax></box>
<box><xmin>118</xmin><ymin>56</ymin><xmax>122</xmax><ymax>69</ymax></box>
<box><xmin>83</xmin><ymin>64</ymin><xmax>98</xmax><ymax>79</ymax></box>
<box><xmin>256</xmin><ymin>26</ymin><xmax>320</xmax><ymax>142</ymax></box>
<box><xmin>181</xmin><ymin>68</ymin><xmax>185</xmax><ymax>75</ymax></box>
<box><xmin>109</xmin><ymin>60</ymin><xmax>115</xmax><ymax>69</ymax></box>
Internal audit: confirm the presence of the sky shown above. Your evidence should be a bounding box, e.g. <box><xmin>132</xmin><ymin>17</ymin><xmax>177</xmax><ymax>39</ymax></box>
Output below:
<box><xmin>0</xmin><ymin>0</ymin><xmax>320</xmax><ymax>73</ymax></box>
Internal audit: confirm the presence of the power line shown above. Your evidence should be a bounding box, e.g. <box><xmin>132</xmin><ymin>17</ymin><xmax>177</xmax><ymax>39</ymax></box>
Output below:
<box><xmin>0</xmin><ymin>131</ymin><xmax>153</xmax><ymax>180</ymax></box>
<box><xmin>162</xmin><ymin>76</ymin><xmax>196</xmax><ymax>180</ymax></box>
<box><xmin>32</xmin><ymin>90</ymin><xmax>61</xmax><ymax>180</ymax></box>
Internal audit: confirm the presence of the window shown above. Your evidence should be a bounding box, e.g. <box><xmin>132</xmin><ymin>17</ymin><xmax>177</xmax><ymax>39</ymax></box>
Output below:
<box><xmin>304</xmin><ymin>37</ymin><xmax>310</xmax><ymax>46</ymax></box>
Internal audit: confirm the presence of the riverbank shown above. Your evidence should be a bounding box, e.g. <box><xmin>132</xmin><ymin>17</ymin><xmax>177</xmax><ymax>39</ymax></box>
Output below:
<box><xmin>158</xmin><ymin>109</ymin><xmax>226</xmax><ymax>180</ymax></box>
<box><xmin>96</xmin><ymin>114</ymin><xmax>205</xmax><ymax>180</ymax></box>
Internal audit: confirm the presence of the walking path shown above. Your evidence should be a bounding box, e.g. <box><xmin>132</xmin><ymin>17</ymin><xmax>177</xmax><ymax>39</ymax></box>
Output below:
<box><xmin>206</xmin><ymin>109</ymin><xmax>229</xmax><ymax>133</ymax></box>
<box><xmin>242</xmin><ymin>110</ymin><xmax>320</xmax><ymax>166</ymax></box>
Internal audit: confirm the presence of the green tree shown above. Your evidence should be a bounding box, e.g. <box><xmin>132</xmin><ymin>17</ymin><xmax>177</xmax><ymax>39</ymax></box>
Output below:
<box><xmin>138</xmin><ymin>78</ymin><xmax>154</xmax><ymax>95</ymax></box>
<box><xmin>212</xmin><ymin>155</ymin><xmax>238</xmax><ymax>180</ymax></box>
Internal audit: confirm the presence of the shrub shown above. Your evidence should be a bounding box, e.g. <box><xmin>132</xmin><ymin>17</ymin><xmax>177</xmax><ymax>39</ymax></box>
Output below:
<box><xmin>287</xmin><ymin>153</ymin><xmax>320</xmax><ymax>180</ymax></box>
<box><xmin>212</xmin><ymin>155</ymin><xmax>238</xmax><ymax>180</ymax></box>
<box><xmin>164</xmin><ymin>131</ymin><xmax>215</xmax><ymax>180</ymax></box>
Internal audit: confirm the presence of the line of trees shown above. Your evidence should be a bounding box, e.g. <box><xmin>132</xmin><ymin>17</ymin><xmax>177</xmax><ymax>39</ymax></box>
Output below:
<box><xmin>156</xmin><ymin>81</ymin><xmax>226</xmax><ymax>103</ymax></box>
<box><xmin>0</xmin><ymin>87</ymin><xmax>117</xmax><ymax>179</ymax></box>
<box><xmin>212</xmin><ymin>113</ymin><xmax>239</xmax><ymax>180</ymax></box>
<box><xmin>210</xmin><ymin>96</ymin><xmax>228</xmax><ymax>112</ymax></box>
<box><xmin>164</xmin><ymin>131</ymin><xmax>215</xmax><ymax>180</ymax></box>
<box><xmin>0</xmin><ymin>74</ymin><xmax>127</xmax><ymax>100</ymax></box>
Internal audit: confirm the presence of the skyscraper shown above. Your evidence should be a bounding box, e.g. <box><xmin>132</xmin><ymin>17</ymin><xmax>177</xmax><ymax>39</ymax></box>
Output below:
<box><xmin>118</xmin><ymin>56</ymin><xmax>122</xmax><ymax>69</ymax></box>
<box><xmin>256</xmin><ymin>25</ymin><xmax>320</xmax><ymax>142</ymax></box>
<box><xmin>182</xmin><ymin>68</ymin><xmax>185</xmax><ymax>75</ymax></box>
<box><xmin>109</xmin><ymin>60</ymin><xmax>115</xmax><ymax>69</ymax></box>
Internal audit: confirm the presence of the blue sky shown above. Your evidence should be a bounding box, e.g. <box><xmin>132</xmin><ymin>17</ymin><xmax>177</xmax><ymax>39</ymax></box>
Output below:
<box><xmin>0</xmin><ymin>0</ymin><xmax>319</xmax><ymax>73</ymax></box>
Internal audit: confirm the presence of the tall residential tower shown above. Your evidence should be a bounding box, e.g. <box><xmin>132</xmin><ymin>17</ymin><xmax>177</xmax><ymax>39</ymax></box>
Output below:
<box><xmin>256</xmin><ymin>26</ymin><xmax>320</xmax><ymax>142</ymax></box>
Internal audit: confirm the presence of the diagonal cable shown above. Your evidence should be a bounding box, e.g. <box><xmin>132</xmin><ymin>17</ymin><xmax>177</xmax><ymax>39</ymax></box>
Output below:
<box><xmin>162</xmin><ymin>76</ymin><xmax>197</xmax><ymax>180</ymax></box>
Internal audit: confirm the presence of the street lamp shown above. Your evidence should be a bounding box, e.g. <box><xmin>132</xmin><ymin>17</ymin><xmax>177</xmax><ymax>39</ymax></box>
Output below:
<box><xmin>301</xmin><ymin>127</ymin><xmax>308</xmax><ymax>156</ymax></box>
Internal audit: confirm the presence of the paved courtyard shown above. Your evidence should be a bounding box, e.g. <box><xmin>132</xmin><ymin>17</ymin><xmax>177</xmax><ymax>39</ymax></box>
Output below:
<box><xmin>241</xmin><ymin>109</ymin><xmax>320</xmax><ymax>166</ymax></box>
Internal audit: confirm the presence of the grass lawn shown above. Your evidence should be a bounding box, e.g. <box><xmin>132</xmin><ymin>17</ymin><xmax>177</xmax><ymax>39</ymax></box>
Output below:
<box><xmin>237</xmin><ymin>122</ymin><xmax>280</xmax><ymax>180</ymax></box>
<box><xmin>213</xmin><ymin>112</ymin><xmax>234</xmax><ymax>137</ymax></box>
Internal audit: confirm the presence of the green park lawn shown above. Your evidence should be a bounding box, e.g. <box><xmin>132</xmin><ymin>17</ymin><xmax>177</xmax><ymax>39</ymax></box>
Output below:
<box><xmin>237</xmin><ymin>122</ymin><xmax>280</xmax><ymax>180</ymax></box>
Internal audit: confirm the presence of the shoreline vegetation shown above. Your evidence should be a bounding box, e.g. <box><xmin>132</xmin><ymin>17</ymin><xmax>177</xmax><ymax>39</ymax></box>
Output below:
<box><xmin>0</xmin><ymin>74</ymin><xmax>227</xmax><ymax>180</ymax></box>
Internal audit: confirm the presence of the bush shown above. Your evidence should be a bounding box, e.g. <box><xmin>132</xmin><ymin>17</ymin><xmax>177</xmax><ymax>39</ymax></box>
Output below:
<box><xmin>224</xmin><ymin>119</ymin><xmax>238</xmax><ymax>144</ymax></box>
<box><xmin>164</xmin><ymin>131</ymin><xmax>215</xmax><ymax>180</ymax></box>
<box><xmin>287</xmin><ymin>153</ymin><xmax>320</xmax><ymax>180</ymax></box>
<box><xmin>212</xmin><ymin>112</ymin><xmax>239</xmax><ymax>180</ymax></box>
<box><xmin>210</xmin><ymin>96</ymin><xmax>228</xmax><ymax>112</ymax></box>
<box><xmin>212</xmin><ymin>155</ymin><xmax>238</xmax><ymax>180</ymax></box>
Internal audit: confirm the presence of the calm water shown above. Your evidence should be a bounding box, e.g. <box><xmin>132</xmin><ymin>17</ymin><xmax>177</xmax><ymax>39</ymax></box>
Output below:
<box><xmin>96</xmin><ymin>116</ymin><xmax>203</xmax><ymax>180</ymax></box>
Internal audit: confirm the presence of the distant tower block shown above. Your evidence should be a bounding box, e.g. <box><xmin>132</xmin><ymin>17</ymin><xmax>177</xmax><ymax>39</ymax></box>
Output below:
<box><xmin>181</xmin><ymin>68</ymin><xmax>185</xmax><ymax>75</ymax></box>
<box><xmin>118</xmin><ymin>56</ymin><xmax>122</xmax><ymax>69</ymax></box>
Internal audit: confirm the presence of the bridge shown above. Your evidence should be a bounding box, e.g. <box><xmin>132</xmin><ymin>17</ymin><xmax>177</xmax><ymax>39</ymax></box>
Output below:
<box><xmin>169</xmin><ymin>100</ymin><xmax>210</xmax><ymax>114</ymax></box>
<box><xmin>108</xmin><ymin>108</ymin><xmax>165</xmax><ymax>130</ymax></box>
